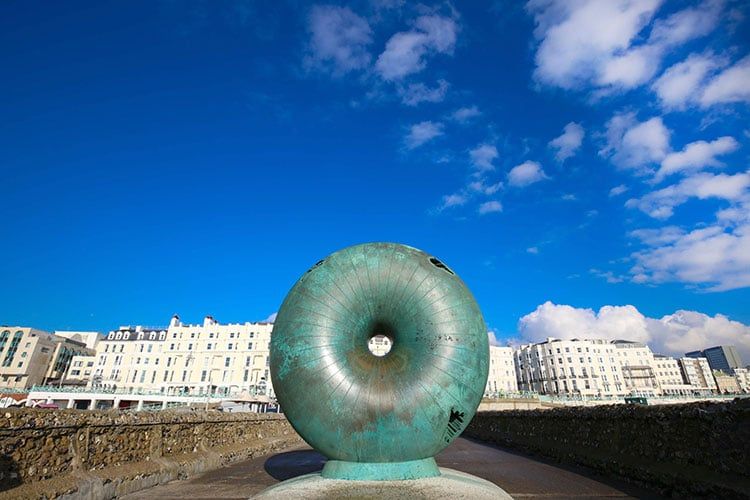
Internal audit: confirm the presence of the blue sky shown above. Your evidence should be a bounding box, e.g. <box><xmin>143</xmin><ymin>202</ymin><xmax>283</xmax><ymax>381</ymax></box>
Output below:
<box><xmin>2</xmin><ymin>1</ymin><xmax>750</xmax><ymax>360</ymax></box>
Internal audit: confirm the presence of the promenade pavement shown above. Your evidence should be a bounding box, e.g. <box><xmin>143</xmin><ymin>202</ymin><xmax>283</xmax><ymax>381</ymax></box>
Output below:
<box><xmin>122</xmin><ymin>437</ymin><xmax>662</xmax><ymax>499</ymax></box>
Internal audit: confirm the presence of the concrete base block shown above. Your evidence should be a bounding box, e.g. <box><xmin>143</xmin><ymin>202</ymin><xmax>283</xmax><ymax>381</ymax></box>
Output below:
<box><xmin>252</xmin><ymin>467</ymin><xmax>512</xmax><ymax>499</ymax></box>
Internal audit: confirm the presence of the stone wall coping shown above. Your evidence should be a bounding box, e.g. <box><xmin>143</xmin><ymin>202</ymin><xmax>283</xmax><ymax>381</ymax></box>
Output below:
<box><xmin>1</xmin><ymin>408</ymin><xmax>286</xmax><ymax>431</ymax></box>
<box><xmin>477</xmin><ymin>398</ymin><xmax>749</xmax><ymax>419</ymax></box>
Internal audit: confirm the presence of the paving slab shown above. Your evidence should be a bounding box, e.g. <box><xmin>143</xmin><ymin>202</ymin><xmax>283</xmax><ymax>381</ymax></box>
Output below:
<box><xmin>122</xmin><ymin>437</ymin><xmax>663</xmax><ymax>499</ymax></box>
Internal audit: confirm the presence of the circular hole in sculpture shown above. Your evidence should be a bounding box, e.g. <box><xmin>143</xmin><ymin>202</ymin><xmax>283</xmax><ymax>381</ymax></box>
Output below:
<box><xmin>367</xmin><ymin>334</ymin><xmax>393</xmax><ymax>357</ymax></box>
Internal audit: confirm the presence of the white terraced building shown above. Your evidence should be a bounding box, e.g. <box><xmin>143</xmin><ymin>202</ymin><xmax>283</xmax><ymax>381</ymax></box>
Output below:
<box><xmin>515</xmin><ymin>337</ymin><xmax>720</xmax><ymax>398</ymax></box>
<box><xmin>515</xmin><ymin>338</ymin><xmax>628</xmax><ymax>397</ymax></box>
<box><xmin>678</xmin><ymin>356</ymin><xmax>717</xmax><ymax>395</ymax></box>
<box><xmin>612</xmin><ymin>340</ymin><xmax>660</xmax><ymax>397</ymax></box>
<box><xmin>485</xmin><ymin>346</ymin><xmax>518</xmax><ymax>395</ymax></box>
<box><xmin>652</xmin><ymin>355</ymin><xmax>694</xmax><ymax>396</ymax></box>
<box><xmin>91</xmin><ymin>315</ymin><xmax>274</xmax><ymax>398</ymax></box>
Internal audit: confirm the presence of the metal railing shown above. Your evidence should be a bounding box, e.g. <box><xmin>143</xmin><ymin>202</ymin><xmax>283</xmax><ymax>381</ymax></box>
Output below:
<box><xmin>23</xmin><ymin>385</ymin><xmax>268</xmax><ymax>400</ymax></box>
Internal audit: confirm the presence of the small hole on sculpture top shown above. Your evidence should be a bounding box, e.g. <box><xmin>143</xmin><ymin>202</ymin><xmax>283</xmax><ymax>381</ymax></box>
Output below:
<box><xmin>367</xmin><ymin>334</ymin><xmax>393</xmax><ymax>357</ymax></box>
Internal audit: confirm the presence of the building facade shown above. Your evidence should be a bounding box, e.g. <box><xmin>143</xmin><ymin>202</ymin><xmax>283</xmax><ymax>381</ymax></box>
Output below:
<box><xmin>0</xmin><ymin>327</ymin><xmax>94</xmax><ymax>389</ymax></box>
<box><xmin>652</xmin><ymin>355</ymin><xmax>694</xmax><ymax>395</ymax></box>
<box><xmin>64</xmin><ymin>355</ymin><xmax>96</xmax><ymax>385</ymax></box>
<box><xmin>714</xmin><ymin>371</ymin><xmax>741</xmax><ymax>394</ymax></box>
<box><xmin>678</xmin><ymin>357</ymin><xmax>718</xmax><ymax>395</ymax></box>
<box><xmin>613</xmin><ymin>340</ymin><xmax>660</xmax><ymax>396</ymax></box>
<box><xmin>53</xmin><ymin>331</ymin><xmax>102</xmax><ymax>350</ymax></box>
<box><xmin>733</xmin><ymin>368</ymin><xmax>750</xmax><ymax>393</ymax></box>
<box><xmin>515</xmin><ymin>338</ymin><xmax>627</xmax><ymax>397</ymax></box>
<box><xmin>91</xmin><ymin>315</ymin><xmax>274</xmax><ymax>398</ymax></box>
<box><xmin>485</xmin><ymin>346</ymin><xmax>518</xmax><ymax>395</ymax></box>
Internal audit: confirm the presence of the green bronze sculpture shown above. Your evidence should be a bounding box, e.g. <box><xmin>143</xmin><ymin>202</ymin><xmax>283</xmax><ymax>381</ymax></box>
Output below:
<box><xmin>269</xmin><ymin>243</ymin><xmax>489</xmax><ymax>480</ymax></box>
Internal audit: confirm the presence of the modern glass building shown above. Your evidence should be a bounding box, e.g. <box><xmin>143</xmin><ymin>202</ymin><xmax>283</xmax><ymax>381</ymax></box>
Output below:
<box><xmin>686</xmin><ymin>345</ymin><xmax>743</xmax><ymax>373</ymax></box>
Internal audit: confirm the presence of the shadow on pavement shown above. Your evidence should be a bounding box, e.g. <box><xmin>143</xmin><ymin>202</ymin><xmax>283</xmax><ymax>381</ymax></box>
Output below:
<box><xmin>263</xmin><ymin>449</ymin><xmax>327</xmax><ymax>481</ymax></box>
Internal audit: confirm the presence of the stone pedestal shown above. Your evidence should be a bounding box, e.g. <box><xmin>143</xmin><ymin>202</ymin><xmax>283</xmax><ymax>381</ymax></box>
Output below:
<box><xmin>252</xmin><ymin>467</ymin><xmax>512</xmax><ymax>499</ymax></box>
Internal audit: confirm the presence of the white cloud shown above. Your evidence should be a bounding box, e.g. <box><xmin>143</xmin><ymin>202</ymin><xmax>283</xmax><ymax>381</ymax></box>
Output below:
<box><xmin>518</xmin><ymin>301</ymin><xmax>750</xmax><ymax>362</ymax></box>
<box><xmin>469</xmin><ymin>144</ymin><xmax>499</xmax><ymax>172</ymax></box>
<box><xmin>404</xmin><ymin>121</ymin><xmax>443</xmax><ymax>149</ymax></box>
<box><xmin>609</xmin><ymin>184</ymin><xmax>629</xmax><ymax>197</ymax></box>
<box><xmin>700</xmin><ymin>55</ymin><xmax>750</xmax><ymax>107</ymax></box>
<box><xmin>527</xmin><ymin>246</ymin><xmax>539</xmax><ymax>254</ymax></box>
<box><xmin>626</xmin><ymin>170</ymin><xmax>750</xmax><ymax>219</ymax></box>
<box><xmin>630</xmin><ymin>223</ymin><xmax>750</xmax><ymax>291</ymax></box>
<box><xmin>398</xmin><ymin>79</ymin><xmax>449</xmax><ymax>106</ymax></box>
<box><xmin>439</xmin><ymin>193</ymin><xmax>468</xmax><ymax>211</ymax></box>
<box><xmin>526</xmin><ymin>0</ymin><xmax>662</xmax><ymax>89</ymax></box>
<box><xmin>590</xmin><ymin>268</ymin><xmax>625</xmax><ymax>283</ymax></box>
<box><xmin>508</xmin><ymin>160</ymin><xmax>548</xmax><ymax>187</ymax></box>
<box><xmin>629</xmin><ymin>226</ymin><xmax>686</xmax><ymax>246</ymax></box>
<box><xmin>526</xmin><ymin>0</ymin><xmax>722</xmax><ymax>92</ymax></box>
<box><xmin>305</xmin><ymin>5</ymin><xmax>373</xmax><ymax>75</ymax></box>
<box><xmin>478</xmin><ymin>200</ymin><xmax>503</xmax><ymax>214</ymax></box>
<box><xmin>601</xmin><ymin>112</ymin><xmax>670</xmax><ymax>172</ymax></box>
<box><xmin>519</xmin><ymin>301</ymin><xmax>652</xmax><ymax>344</ymax></box>
<box><xmin>451</xmin><ymin>105</ymin><xmax>481</xmax><ymax>123</ymax></box>
<box><xmin>597</xmin><ymin>44</ymin><xmax>662</xmax><ymax>89</ymax></box>
<box><xmin>655</xmin><ymin>136</ymin><xmax>739</xmax><ymax>182</ymax></box>
<box><xmin>488</xmin><ymin>329</ymin><xmax>501</xmax><ymax>346</ymax></box>
<box><xmin>549</xmin><ymin>122</ymin><xmax>585</xmax><ymax>162</ymax></box>
<box><xmin>469</xmin><ymin>179</ymin><xmax>503</xmax><ymax>195</ymax></box>
<box><xmin>375</xmin><ymin>14</ymin><xmax>458</xmax><ymax>81</ymax></box>
<box><xmin>264</xmin><ymin>312</ymin><xmax>278</xmax><ymax>323</ymax></box>
<box><xmin>652</xmin><ymin>52</ymin><xmax>724</xmax><ymax>109</ymax></box>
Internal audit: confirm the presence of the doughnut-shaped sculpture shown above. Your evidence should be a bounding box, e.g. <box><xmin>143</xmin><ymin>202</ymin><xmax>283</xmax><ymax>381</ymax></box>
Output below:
<box><xmin>270</xmin><ymin>243</ymin><xmax>489</xmax><ymax>479</ymax></box>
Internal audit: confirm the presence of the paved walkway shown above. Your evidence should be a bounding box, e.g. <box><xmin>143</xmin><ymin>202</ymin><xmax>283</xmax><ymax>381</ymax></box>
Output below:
<box><xmin>123</xmin><ymin>437</ymin><xmax>661</xmax><ymax>499</ymax></box>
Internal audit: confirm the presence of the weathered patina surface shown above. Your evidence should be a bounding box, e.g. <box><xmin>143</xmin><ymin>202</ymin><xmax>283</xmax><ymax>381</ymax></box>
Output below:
<box><xmin>270</xmin><ymin>243</ymin><xmax>489</xmax><ymax>479</ymax></box>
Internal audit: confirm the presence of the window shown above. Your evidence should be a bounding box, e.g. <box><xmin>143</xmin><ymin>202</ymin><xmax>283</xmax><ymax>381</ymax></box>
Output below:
<box><xmin>170</xmin><ymin>344</ymin><xmax>175</xmax><ymax>350</ymax></box>
<box><xmin>243</xmin><ymin>369</ymin><xmax>249</xmax><ymax>382</ymax></box>
<box><xmin>230</xmin><ymin>333</ymin><xmax>235</xmax><ymax>339</ymax></box>
<box><xmin>207</xmin><ymin>343</ymin><xmax>212</xmax><ymax>350</ymax></box>
<box><xmin>167</xmin><ymin>357</ymin><xmax>172</xmax><ymax>367</ymax></box>
<box><xmin>147</xmin><ymin>344</ymin><xmax>152</xmax><ymax>353</ymax></box>
<box><xmin>209</xmin><ymin>333</ymin><xmax>214</xmax><ymax>339</ymax></box>
<box><xmin>188</xmin><ymin>343</ymin><xmax>193</xmax><ymax>350</ymax></box>
<box><xmin>248</xmin><ymin>342</ymin><xmax>253</xmax><ymax>350</ymax></box>
<box><xmin>225</xmin><ymin>357</ymin><xmax>231</xmax><ymax>367</ymax></box>
<box><xmin>17</xmin><ymin>361</ymin><xmax>23</xmax><ymax>368</ymax></box>
<box><xmin>228</xmin><ymin>343</ymin><xmax>233</xmax><ymax>350</ymax></box>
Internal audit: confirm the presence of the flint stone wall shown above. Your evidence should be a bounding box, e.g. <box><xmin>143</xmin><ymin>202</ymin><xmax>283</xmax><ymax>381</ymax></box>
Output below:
<box><xmin>466</xmin><ymin>399</ymin><xmax>750</xmax><ymax>498</ymax></box>
<box><xmin>0</xmin><ymin>409</ymin><xmax>301</xmax><ymax>499</ymax></box>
